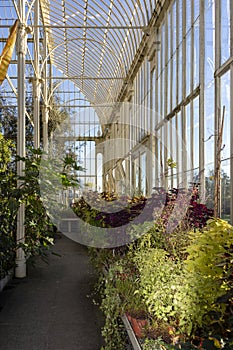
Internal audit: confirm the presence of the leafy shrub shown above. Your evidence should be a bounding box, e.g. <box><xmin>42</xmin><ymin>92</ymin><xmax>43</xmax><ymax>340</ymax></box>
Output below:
<box><xmin>174</xmin><ymin>218</ymin><xmax>233</xmax><ymax>336</ymax></box>
<box><xmin>142</xmin><ymin>337</ymin><xmax>176</xmax><ymax>350</ymax></box>
<box><xmin>133</xmin><ymin>248</ymin><xmax>183</xmax><ymax>323</ymax></box>
<box><xmin>15</xmin><ymin>148</ymin><xmax>55</xmax><ymax>260</ymax></box>
<box><xmin>99</xmin><ymin>260</ymin><xmax>136</xmax><ymax>350</ymax></box>
<box><xmin>0</xmin><ymin>133</ymin><xmax>17</xmax><ymax>277</ymax></box>
<box><xmin>127</xmin><ymin>221</ymin><xmax>166</xmax><ymax>250</ymax></box>
<box><xmin>0</xmin><ymin>139</ymin><xmax>56</xmax><ymax>276</ymax></box>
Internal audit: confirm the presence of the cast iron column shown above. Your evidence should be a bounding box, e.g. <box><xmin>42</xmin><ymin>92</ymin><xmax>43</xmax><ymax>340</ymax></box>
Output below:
<box><xmin>16</xmin><ymin>0</ymin><xmax>27</xmax><ymax>278</ymax></box>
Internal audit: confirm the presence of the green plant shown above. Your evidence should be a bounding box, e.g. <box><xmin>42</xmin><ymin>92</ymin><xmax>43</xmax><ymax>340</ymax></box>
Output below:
<box><xmin>20</xmin><ymin>147</ymin><xmax>86</xmax><ymax>260</ymax></box>
<box><xmin>0</xmin><ymin>133</ymin><xmax>17</xmax><ymax>277</ymax></box>
<box><xmin>142</xmin><ymin>337</ymin><xmax>176</xmax><ymax>350</ymax></box>
<box><xmin>99</xmin><ymin>255</ymin><xmax>147</xmax><ymax>349</ymax></box>
<box><xmin>0</xmin><ymin>141</ymin><xmax>60</xmax><ymax>275</ymax></box>
<box><xmin>115</xmin><ymin>271</ymin><xmax>146</xmax><ymax>318</ymax></box>
<box><xmin>143</xmin><ymin>317</ymin><xmax>181</xmax><ymax>345</ymax></box>
<box><xmin>127</xmin><ymin>221</ymin><xmax>166</xmax><ymax>250</ymax></box>
<box><xmin>14</xmin><ymin>148</ymin><xmax>55</xmax><ymax>260</ymax></box>
<box><xmin>88</xmin><ymin>247</ymin><xmax>117</xmax><ymax>272</ymax></box>
<box><xmin>134</xmin><ymin>248</ymin><xmax>183</xmax><ymax>323</ymax></box>
<box><xmin>174</xmin><ymin>218</ymin><xmax>233</xmax><ymax>336</ymax></box>
<box><xmin>99</xmin><ymin>263</ymin><xmax>127</xmax><ymax>350</ymax></box>
<box><xmin>89</xmin><ymin>195</ymin><xmax>230</xmax><ymax>347</ymax></box>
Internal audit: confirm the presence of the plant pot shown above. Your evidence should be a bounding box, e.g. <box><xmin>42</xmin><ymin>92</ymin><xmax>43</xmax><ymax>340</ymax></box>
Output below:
<box><xmin>130</xmin><ymin>316</ymin><xmax>148</xmax><ymax>338</ymax></box>
<box><xmin>126</xmin><ymin>313</ymin><xmax>132</xmax><ymax>322</ymax></box>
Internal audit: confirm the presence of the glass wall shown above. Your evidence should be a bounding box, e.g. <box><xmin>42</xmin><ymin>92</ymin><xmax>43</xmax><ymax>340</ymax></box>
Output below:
<box><xmin>220</xmin><ymin>71</ymin><xmax>231</xmax><ymax>220</ymax></box>
<box><xmin>147</xmin><ymin>0</ymin><xmax>233</xmax><ymax>222</ymax></box>
<box><xmin>152</xmin><ymin>0</ymin><xmax>200</xmax><ymax>190</ymax></box>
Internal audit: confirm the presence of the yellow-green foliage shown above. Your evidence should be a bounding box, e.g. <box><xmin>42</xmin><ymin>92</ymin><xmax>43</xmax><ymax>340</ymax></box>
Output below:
<box><xmin>174</xmin><ymin>218</ymin><xmax>233</xmax><ymax>335</ymax></box>
<box><xmin>185</xmin><ymin>218</ymin><xmax>233</xmax><ymax>278</ymax></box>
<box><xmin>134</xmin><ymin>248</ymin><xmax>183</xmax><ymax>322</ymax></box>
<box><xmin>0</xmin><ymin>132</ymin><xmax>13</xmax><ymax>172</ymax></box>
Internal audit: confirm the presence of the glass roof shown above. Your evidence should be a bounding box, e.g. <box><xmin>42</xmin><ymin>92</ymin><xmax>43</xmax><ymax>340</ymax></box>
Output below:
<box><xmin>41</xmin><ymin>0</ymin><xmax>156</xmax><ymax>105</ymax></box>
<box><xmin>1</xmin><ymin>0</ymin><xmax>157</xmax><ymax>126</ymax></box>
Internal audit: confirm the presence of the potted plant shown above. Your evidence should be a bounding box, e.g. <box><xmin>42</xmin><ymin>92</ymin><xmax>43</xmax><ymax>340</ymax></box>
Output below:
<box><xmin>119</xmin><ymin>277</ymin><xmax>148</xmax><ymax>338</ymax></box>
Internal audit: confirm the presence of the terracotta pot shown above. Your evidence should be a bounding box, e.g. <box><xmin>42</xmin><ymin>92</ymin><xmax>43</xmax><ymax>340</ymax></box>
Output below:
<box><xmin>126</xmin><ymin>313</ymin><xmax>132</xmax><ymax>322</ymax></box>
<box><xmin>130</xmin><ymin>316</ymin><xmax>147</xmax><ymax>338</ymax></box>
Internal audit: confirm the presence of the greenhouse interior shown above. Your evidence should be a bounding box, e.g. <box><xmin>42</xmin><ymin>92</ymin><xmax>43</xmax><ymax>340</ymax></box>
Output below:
<box><xmin>0</xmin><ymin>0</ymin><xmax>233</xmax><ymax>349</ymax></box>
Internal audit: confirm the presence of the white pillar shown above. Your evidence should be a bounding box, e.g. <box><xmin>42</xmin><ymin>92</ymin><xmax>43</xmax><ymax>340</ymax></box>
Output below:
<box><xmin>33</xmin><ymin>0</ymin><xmax>41</xmax><ymax>149</ymax></box>
<box><xmin>15</xmin><ymin>0</ymin><xmax>27</xmax><ymax>278</ymax></box>
<box><xmin>214</xmin><ymin>0</ymin><xmax>221</xmax><ymax>216</ymax></box>
<box><xmin>199</xmin><ymin>0</ymin><xmax>205</xmax><ymax>199</ymax></box>
<box><xmin>42</xmin><ymin>32</ymin><xmax>49</xmax><ymax>151</ymax></box>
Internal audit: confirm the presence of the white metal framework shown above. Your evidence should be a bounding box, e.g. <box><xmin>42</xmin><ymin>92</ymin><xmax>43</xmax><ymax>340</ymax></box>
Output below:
<box><xmin>40</xmin><ymin>0</ymin><xmax>157</xmax><ymax>107</ymax></box>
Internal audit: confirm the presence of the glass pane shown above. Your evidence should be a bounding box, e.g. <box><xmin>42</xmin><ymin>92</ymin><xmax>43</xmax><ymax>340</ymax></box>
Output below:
<box><xmin>161</xmin><ymin>70</ymin><xmax>164</xmax><ymax>118</ymax></box>
<box><xmin>194</xmin><ymin>19</ymin><xmax>200</xmax><ymax>88</ymax></box>
<box><xmin>205</xmin><ymin>163</ymin><xmax>214</xmax><ymax>210</ymax></box>
<box><xmin>178</xmin><ymin>46</ymin><xmax>182</xmax><ymax>103</ymax></box>
<box><xmin>172</xmin><ymin>55</ymin><xmax>177</xmax><ymax>109</ymax></box>
<box><xmin>221</xmin><ymin>71</ymin><xmax>230</xmax><ymax>164</ymax></box>
<box><xmin>221</xmin><ymin>0</ymin><xmax>230</xmax><ymax>64</ymax></box>
<box><xmin>172</xmin><ymin>116</ymin><xmax>177</xmax><ymax>175</ymax></box>
<box><xmin>167</xmin><ymin>11</ymin><xmax>171</xmax><ymax>59</ymax></box>
<box><xmin>157</xmin><ymin>137</ymin><xmax>162</xmax><ymax>185</ymax></box>
<box><xmin>161</xmin><ymin>24</ymin><xmax>165</xmax><ymax>70</ymax></box>
<box><xmin>97</xmin><ymin>153</ymin><xmax>103</xmax><ymax>192</ymax></box>
<box><xmin>151</xmin><ymin>69</ymin><xmax>156</xmax><ymax>131</ymax></box>
<box><xmin>186</xmin><ymin>103</ymin><xmax>191</xmax><ymax>171</ymax></box>
<box><xmin>157</xmin><ymin>43</ymin><xmax>161</xmax><ymax>74</ymax></box>
<box><xmin>186</xmin><ymin>32</ymin><xmax>191</xmax><ymax>96</ymax></box>
<box><xmin>186</xmin><ymin>0</ymin><xmax>192</xmax><ymax>33</ymax></box>
<box><xmin>172</xmin><ymin>1</ymin><xmax>177</xmax><ymax>54</ymax></box>
<box><xmin>205</xmin><ymin>84</ymin><xmax>215</xmax><ymax>168</ymax></box>
<box><xmin>167</xmin><ymin>60</ymin><xmax>171</xmax><ymax>113</ymax></box>
<box><xmin>177</xmin><ymin>111</ymin><xmax>182</xmax><ymax>179</ymax></box>
<box><xmin>134</xmin><ymin>157</ymin><xmax>140</xmax><ymax>194</ymax></box>
<box><xmin>157</xmin><ymin>73</ymin><xmax>161</xmax><ymax>121</ymax></box>
<box><xmin>194</xmin><ymin>0</ymin><xmax>200</xmax><ymax>21</ymax></box>
<box><xmin>205</xmin><ymin>2</ymin><xmax>215</xmax><ymax>85</ymax></box>
<box><xmin>141</xmin><ymin>65</ymin><xmax>144</xmax><ymax>103</ymax></box>
<box><xmin>140</xmin><ymin>152</ymin><xmax>147</xmax><ymax>195</ymax></box>
<box><xmin>178</xmin><ymin>0</ymin><xmax>183</xmax><ymax>44</ymax></box>
<box><xmin>193</xmin><ymin>96</ymin><xmax>199</xmax><ymax>171</ymax></box>
<box><xmin>220</xmin><ymin>71</ymin><xmax>230</xmax><ymax>221</ymax></box>
<box><xmin>221</xmin><ymin>160</ymin><xmax>231</xmax><ymax>221</ymax></box>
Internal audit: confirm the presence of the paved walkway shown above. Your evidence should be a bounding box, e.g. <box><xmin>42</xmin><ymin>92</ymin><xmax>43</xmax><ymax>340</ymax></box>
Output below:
<box><xmin>0</xmin><ymin>234</ymin><xmax>105</xmax><ymax>350</ymax></box>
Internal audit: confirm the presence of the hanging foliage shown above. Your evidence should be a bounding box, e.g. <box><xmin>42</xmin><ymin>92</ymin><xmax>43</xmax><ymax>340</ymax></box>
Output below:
<box><xmin>0</xmin><ymin>19</ymin><xmax>19</xmax><ymax>85</ymax></box>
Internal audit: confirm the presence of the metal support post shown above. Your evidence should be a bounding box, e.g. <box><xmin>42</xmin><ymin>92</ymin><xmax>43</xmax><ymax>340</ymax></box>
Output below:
<box><xmin>42</xmin><ymin>32</ymin><xmax>49</xmax><ymax>151</ymax></box>
<box><xmin>16</xmin><ymin>0</ymin><xmax>27</xmax><ymax>278</ymax></box>
<box><xmin>33</xmin><ymin>0</ymin><xmax>41</xmax><ymax>149</ymax></box>
<box><xmin>199</xmin><ymin>0</ymin><xmax>205</xmax><ymax>199</ymax></box>
<box><xmin>214</xmin><ymin>0</ymin><xmax>221</xmax><ymax>215</ymax></box>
